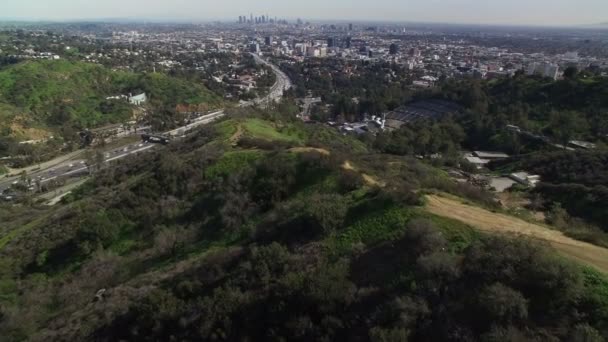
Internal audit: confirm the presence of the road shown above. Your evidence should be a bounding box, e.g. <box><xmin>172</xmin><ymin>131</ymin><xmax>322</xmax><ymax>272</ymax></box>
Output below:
<box><xmin>248</xmin><ymin>53</ymin><xmax>292</xmax><ymax>106</ymax></box>
<box><xmin>0</xmin><ymin>110</ymin><xmax>226</xmax><ymax>196</ymax></box>
<box><xmin>508</xmin><ymin>125</ymin><xmax>576</xmax><ymax>151</ymax></box>
<box><xmin>0</xmin><ymin>56</ymin><xmax>291</xmax><ymax>201</ymax></box>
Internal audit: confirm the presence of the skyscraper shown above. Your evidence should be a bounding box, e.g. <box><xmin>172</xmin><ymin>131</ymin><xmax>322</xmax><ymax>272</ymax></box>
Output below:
<box><xmin>345</xmin><ymin>37</ymin><xmax>352</xmax><ymax>49</ymax></box>
<box><xmin>265</xmin><ymin>36</ymin><xmax>273</xmax><ymax>46</ymax></box>
<box><xmin>349</xmin><ymin>23</ymin><xmax>353</xmax><ymax>31</ymax></box>
<box><xmin>389</xmin><ymin>43</ymin><xmax>398</xmax><ymax>55</ymax></box>
<box><xmin>327</xmin><ymin>37</ymin><xmax>336</xmax><ymax>48</ymax></box>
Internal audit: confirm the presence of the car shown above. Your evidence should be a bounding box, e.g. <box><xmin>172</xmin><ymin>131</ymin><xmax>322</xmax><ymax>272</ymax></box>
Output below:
<box><xmin>68</xmin><ymin>164</ymin><xmax>74</xmax><ymax>168</ymax></box>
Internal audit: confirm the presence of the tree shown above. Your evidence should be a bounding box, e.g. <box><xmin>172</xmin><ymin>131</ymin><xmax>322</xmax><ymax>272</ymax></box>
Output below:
<box><xmin>545</xmin><ymin>202</ymin><xmax>570</xmax><ymax>229</ymax></box>
<box><xmin>568</xmin><ymin>324</ymin><xmax>604</xmax><ymax>342</ymax></box>
<box><xmin>305</xmin><ymin>193</ymin><xmax>349</xmax><ymax>234</ymax></box>
<box><xmin>563</xmin><ymin>66</ymin><xmax>579</xmax><ymax>80</ymax></box>
<box><xmin>84</xmin><ymin>149</ymin><xmax>105</xmax><ymax>175</ymax></box>
<box><xmin>477</xmin><ymin>283</ymin><xmax>528</xmax><ymax>324</ymax></box>
<box><xmin>548</xmin><ymin>110</ymin><xmax>580</xmax><ymax>147</ymax></box>
<box><xmin>154</xmin><ymin>227</ymin><xmax>190</xmax><ymax>257</ymax></box>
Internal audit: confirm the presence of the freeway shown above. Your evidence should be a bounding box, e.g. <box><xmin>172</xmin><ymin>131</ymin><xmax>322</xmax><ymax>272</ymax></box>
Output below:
<box><xmin>0</xmin><ymin>110</ymin><xmax>226</xmax><ymax>197</ymax></box>
<box><xmin>249</xmin><ymin>53</ymin><xmax>292</xmax><ymax>106</ymax></box>
<box><xmin>0</xmin><ymin>56</ymin><xmax>291</xmax><ymax>201</ymax></box>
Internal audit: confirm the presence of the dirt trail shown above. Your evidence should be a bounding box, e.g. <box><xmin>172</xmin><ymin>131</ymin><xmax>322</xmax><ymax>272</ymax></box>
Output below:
<box><xmin>230</xmin><ymin>124</ymin><xmax>244</xmax><ymax>145</ymax></box>
<box><xmin>426</xmin><ymin>195</ymin><xmax>608</xmax><ymax>273</ymax></box>
<box><xmin>342</xmin><ymin>161</ymin><xmax>384</xmax><ymax>187</ymax></box>
<box><xmin>289</xmin><ymin>147</ymin><xmax>330</xmax><ymax>155</ymax></box>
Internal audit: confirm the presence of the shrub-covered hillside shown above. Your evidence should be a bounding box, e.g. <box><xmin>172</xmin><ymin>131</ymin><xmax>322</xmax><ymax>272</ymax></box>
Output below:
<box><xmin>0</xmin><ymin>59</ymin><xmax>221</xmax><ymax>140</ymax></box>
<box><xmin>0</xmin><ymin>110</ymin><xmax>607</xmax><ymax>341</ymax></box>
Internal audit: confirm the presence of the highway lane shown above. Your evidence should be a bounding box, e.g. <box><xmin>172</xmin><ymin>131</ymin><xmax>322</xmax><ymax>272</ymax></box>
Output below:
<box><xmin>0</xmin><ymin>111</ymin><xmax>226</xmax><ymax>197</ymax></box>
<box><xmin>0</xmin><ymin>141</ymin><xmax>157</xmax><ymax>196</ymax></box>
<box><xmin>250</xmin><ymin>53</ymin><xmax>292</xmax><ymax>105</ymax></box>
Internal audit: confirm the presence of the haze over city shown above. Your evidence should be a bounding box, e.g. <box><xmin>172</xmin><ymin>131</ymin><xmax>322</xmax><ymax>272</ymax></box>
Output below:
<box><xmin>3</xmin><ymin>0</ymin><xmax>608</xmax><ymax>26</ymax></box>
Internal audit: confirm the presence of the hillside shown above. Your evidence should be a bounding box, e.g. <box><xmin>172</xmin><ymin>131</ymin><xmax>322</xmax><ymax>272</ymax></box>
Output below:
<box><xmin>0</xmin><ymin>59</ymin><xmax>221</xmax><ymax>141</ymax></box>
<box><xmin>1</xmin><ymin>110</ymin><xmax>607</xmax><ymax>341</ymax></box>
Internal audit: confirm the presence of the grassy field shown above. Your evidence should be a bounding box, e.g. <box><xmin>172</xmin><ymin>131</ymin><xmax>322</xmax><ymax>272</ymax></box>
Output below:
<box><xmin>205</xmin><ymin>150</ymin><xmax>264</xmax><ymax>179</ymax></box>
<box><xmin>242</xmin><ymin>118</ymin><xmax>306</xmax><ymax>143</ymax></box>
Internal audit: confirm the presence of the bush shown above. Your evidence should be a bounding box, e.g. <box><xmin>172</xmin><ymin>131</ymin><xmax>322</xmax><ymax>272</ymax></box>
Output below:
<box><xmin>305</xmin><ymin>193</ymin><xmax>349</xmax><ymax>234</ymax></box>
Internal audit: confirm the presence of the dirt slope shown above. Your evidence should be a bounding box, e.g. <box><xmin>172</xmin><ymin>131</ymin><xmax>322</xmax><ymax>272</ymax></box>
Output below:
<box><xmin>426</xmin><ymin>195</ymin><xmax>608</xmax><ymax>273</ymax></box>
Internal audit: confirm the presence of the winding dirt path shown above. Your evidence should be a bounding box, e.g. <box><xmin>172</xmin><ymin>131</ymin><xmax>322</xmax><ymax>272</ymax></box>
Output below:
<box><xmin>230</xmin><ymin>124</ymin><xmax>244</xmax><ymax>146</ymax></box>
<box><xmin>426</xmin><ymin>194</ymin><xmax>608</xmax><ymax>273</ymax></box>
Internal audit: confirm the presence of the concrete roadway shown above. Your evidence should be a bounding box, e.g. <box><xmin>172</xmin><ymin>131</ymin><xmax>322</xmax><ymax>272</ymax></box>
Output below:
<box><xmin>0</xmin><ymin>111</ymin><xmax>225</xmax><ymax>197</ymax></box>
<box><xmin>250</xmin><ymin>53</ymin><xmax>292</xmax><ymax>106</ymax></box>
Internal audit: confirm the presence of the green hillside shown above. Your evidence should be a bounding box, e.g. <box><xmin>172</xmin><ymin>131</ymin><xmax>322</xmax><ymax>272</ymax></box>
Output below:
<box><xmin>0</xmin><ymin>59</ymin><xmax>221</xmax><ymax>138</ymax></box>
<box><xmin>1</xmin><ymin>109</ymin><xmax>607</xmax><ymax>341</ymax></box>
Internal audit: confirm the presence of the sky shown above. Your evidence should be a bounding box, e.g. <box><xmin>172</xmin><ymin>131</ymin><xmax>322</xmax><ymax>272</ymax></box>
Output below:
<box><xmin>2</xmin><ymin>0</ymin><xmax>608</xmax><ymax>26</ymax></box>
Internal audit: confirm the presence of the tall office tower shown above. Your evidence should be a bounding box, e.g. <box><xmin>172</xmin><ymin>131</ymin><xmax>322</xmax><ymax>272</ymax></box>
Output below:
<box><xmin>349</xmin><ymin>23</ymin><xmax>353</xmax><ymax>31</ymax></box>
<box><xmin>265</xmin><ymin>36</ymin><xmax>273</xmax><ymax>46</ymax></box>
<box><xmin>250</xmin><ymin>14</ymin><xmax>253</xmax><ymax>23</ymax></box>
<box><xmin>327</xmin><ymin>37</ymin><xmax>336</xmax><ymax>48</ymax></box>
<box><xmin>389</xmin><ymin>43</ymin><xmax>398</xmax><ymax>55</ymax></box>
<box><xmin>345</xmin><ymin>37</ymin><xmax>352</xmax><ymax>49</ymax></box>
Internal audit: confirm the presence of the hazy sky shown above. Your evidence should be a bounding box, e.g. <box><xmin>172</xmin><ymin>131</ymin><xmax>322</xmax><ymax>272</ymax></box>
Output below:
<box><xmin>3</xmin><ymin>0</ymin><xmax>608</xmax><ymax>26</ymax></box>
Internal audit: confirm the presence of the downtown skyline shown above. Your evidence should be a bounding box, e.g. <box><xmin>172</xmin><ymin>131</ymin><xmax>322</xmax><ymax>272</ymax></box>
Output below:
<box><xmin>2</xmin><ymin>0</ymin><xmax>608</xmax><ymax>27</ymax></box>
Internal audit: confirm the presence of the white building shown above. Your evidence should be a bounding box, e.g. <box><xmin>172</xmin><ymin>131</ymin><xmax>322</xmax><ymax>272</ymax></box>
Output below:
<box><xmin>510</xmin><ymin>172</ymin><xmax>541</xmax><ymax>187</ymax></box>
<box><xmin>129</xmin><ymin>93</ymin><xmax>147</xmax><ymax>106</ymax></box>
<box><xmin>527</xmin><ymin>62</ymin><xmax>560</xmax><ymax>80</ymax></box>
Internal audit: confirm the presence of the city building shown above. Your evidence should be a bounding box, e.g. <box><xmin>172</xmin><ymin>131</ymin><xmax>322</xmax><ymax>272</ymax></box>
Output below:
<box><xmin>527</xmin><ymin>62</ymin><xmax>560</xmax><ymax>80</ymax></box>
<box><xmin>389</xmin><ymin>43</ymin><xmax>398</xmax><ymax>55</ymax></box>
<box><xmin>327</xmin><ymin>37</ymin><xmax>336</xmax><ymax>48</ymax></box>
